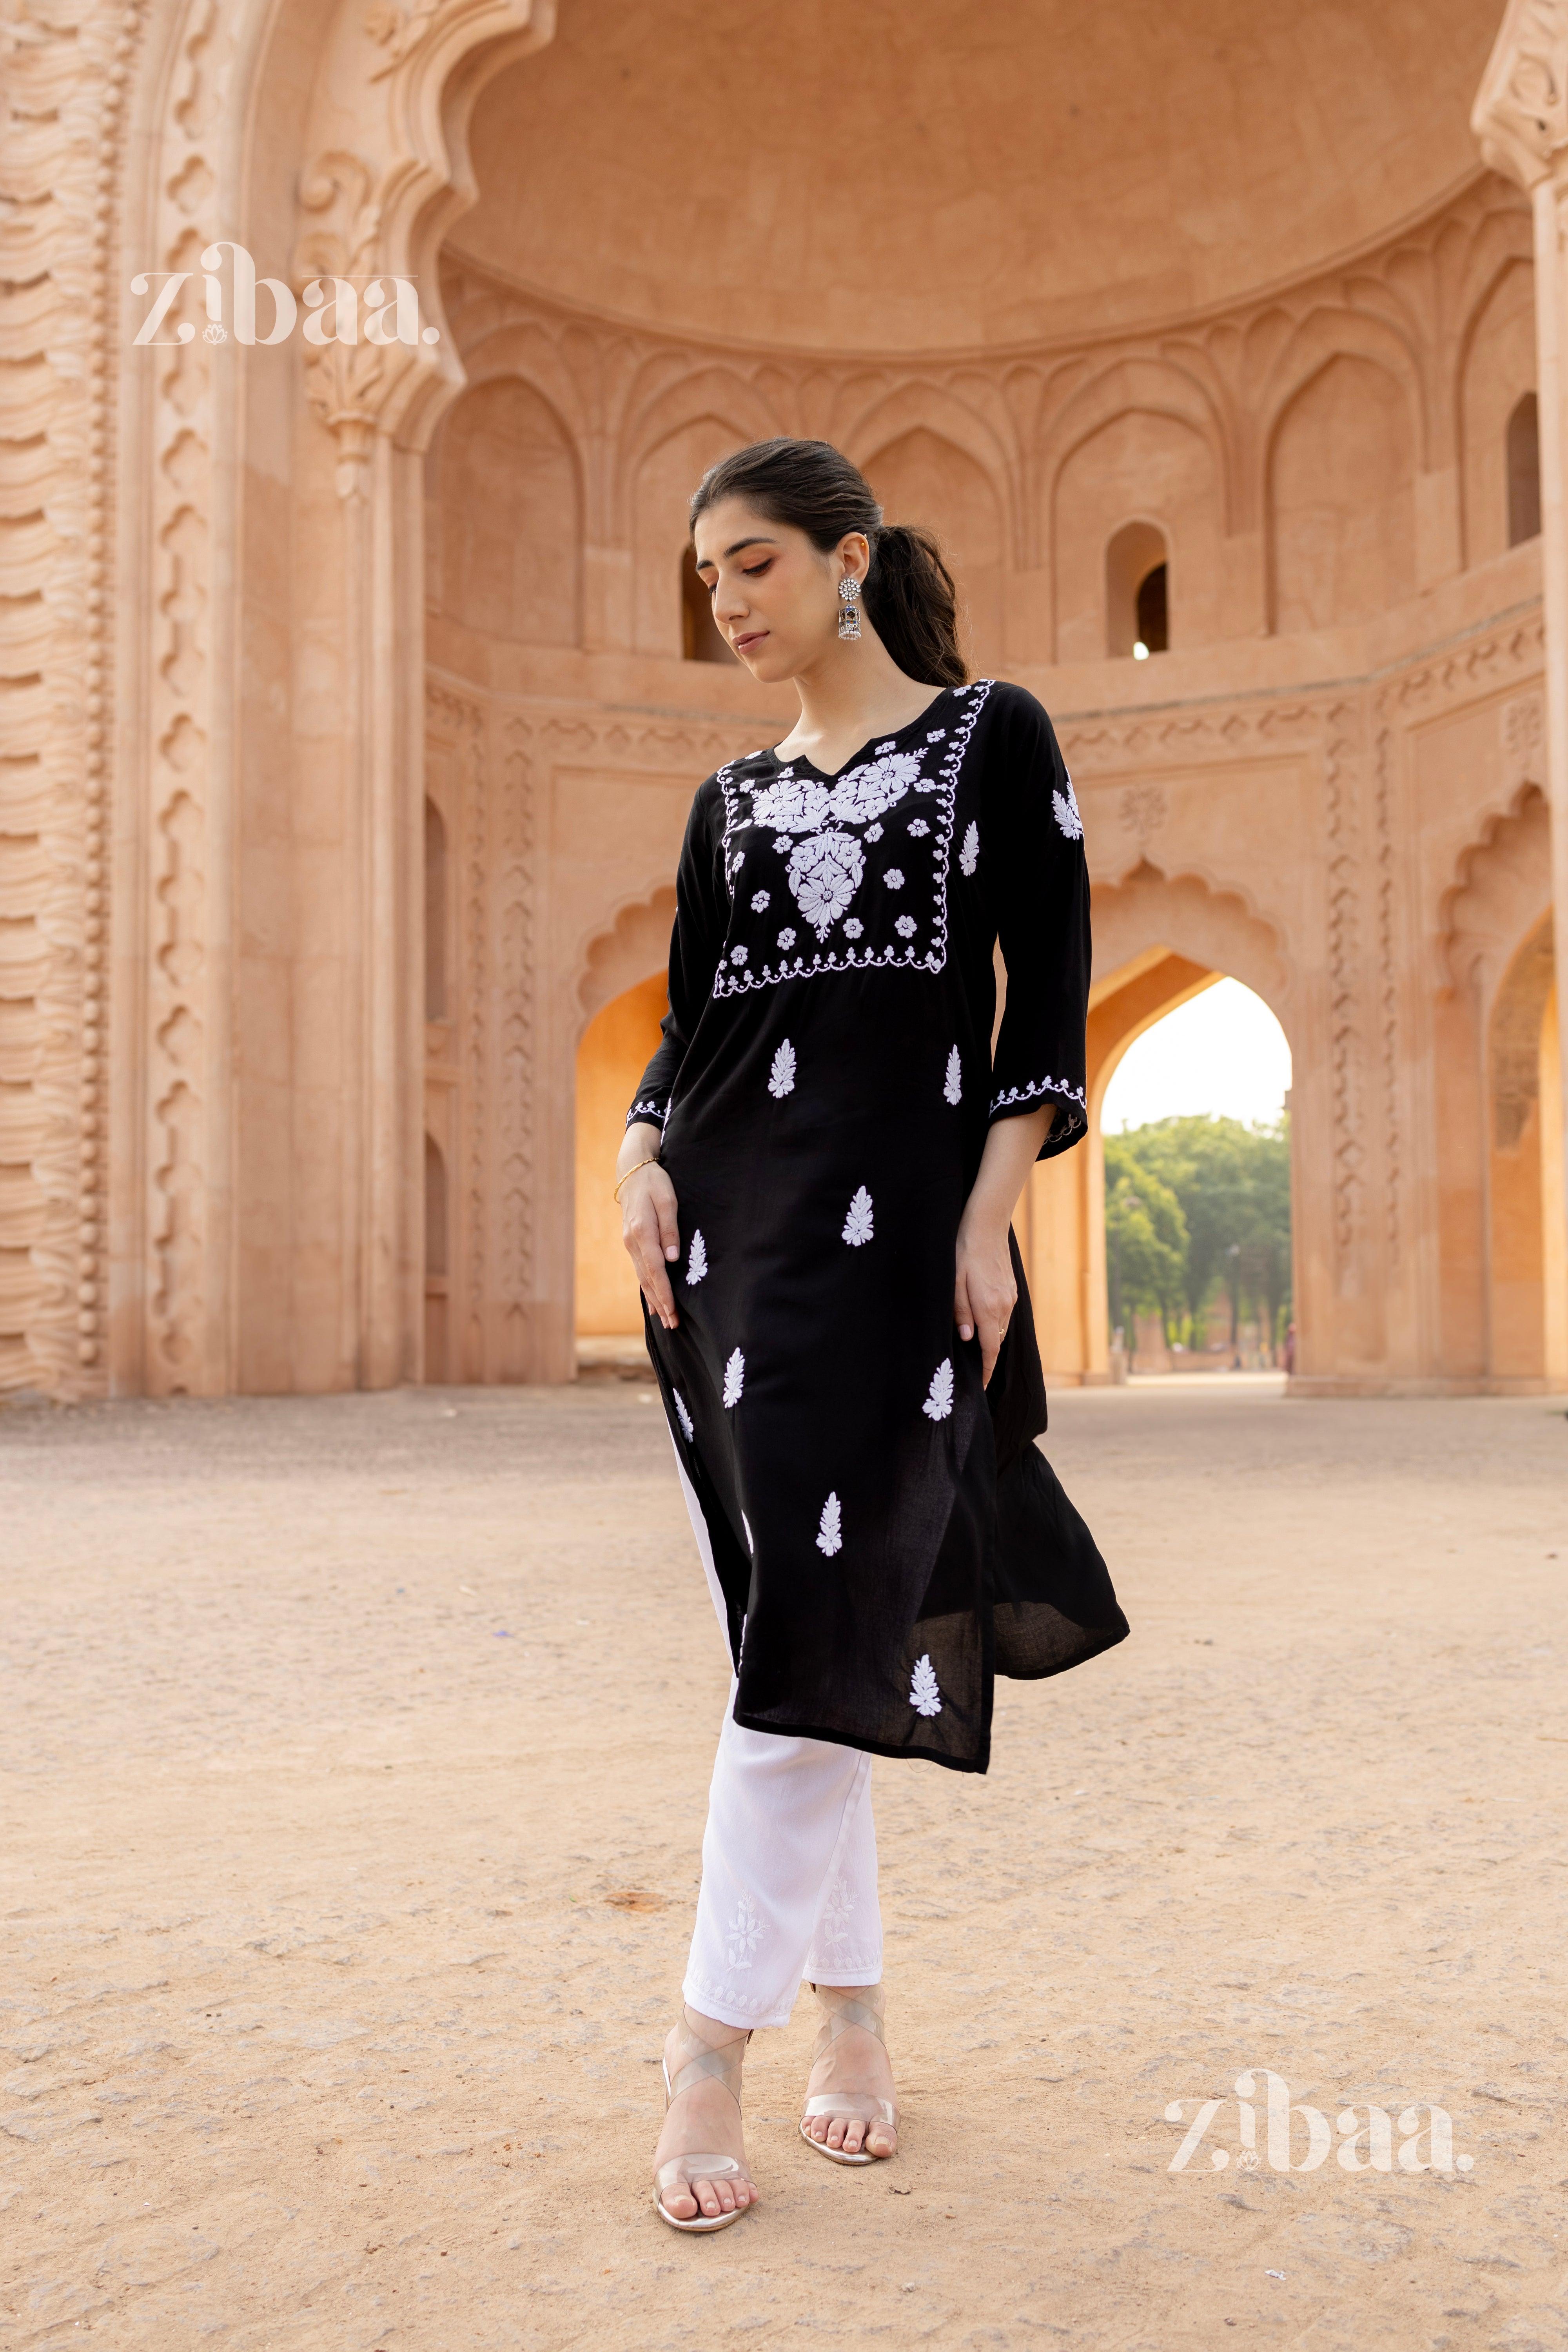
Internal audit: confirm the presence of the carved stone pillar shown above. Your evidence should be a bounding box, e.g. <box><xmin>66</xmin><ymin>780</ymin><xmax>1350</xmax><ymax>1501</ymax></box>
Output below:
<box><xmin>281</xmin><ymin>1</ymin><xmax>555</xmax><ymax>1387</ymax></box>
<box><xmin>1475</xmin><ymin>2</ymin><xmax>1568</xmax><ymax>1294</ymax></box>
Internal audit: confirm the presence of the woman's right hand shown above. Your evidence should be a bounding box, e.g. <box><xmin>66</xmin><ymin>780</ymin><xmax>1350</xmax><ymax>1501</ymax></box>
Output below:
<box><xmin>619</xmin><ymin>1125</ymin><xmax>682</xmax><ymax>1328</ymax></box>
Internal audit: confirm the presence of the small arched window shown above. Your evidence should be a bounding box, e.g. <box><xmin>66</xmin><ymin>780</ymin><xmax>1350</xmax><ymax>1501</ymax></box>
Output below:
<box><xmin>425</xmin><ymin>1132</ymin><xmax>448</xmax><ymax>1280</ymax></box>
<box><xmin>1507</xmin><ymin>392</ymin><xmax>1541</xmax><ymax>547</ymax></box>
<box><xmin>1105</xmin><ymin>520</ymin><xmax>1170</xmax><ymax>659</ymax></box>
<box><xmin>424</xmin><ymin>797</ymin><xmax>448</xmax><ymax>1020</ymax></box>
<box><xmin>681</xmin><ymin>545</ymin><xmax>732</xmax><ymax>664</ymax></box>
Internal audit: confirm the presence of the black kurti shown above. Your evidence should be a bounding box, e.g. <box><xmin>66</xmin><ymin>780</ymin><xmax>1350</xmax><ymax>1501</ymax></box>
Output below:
<box><xmin>628</xmin><ymin>678</ymin><xmax>1128</xmax><ymax>1774</ymax></box>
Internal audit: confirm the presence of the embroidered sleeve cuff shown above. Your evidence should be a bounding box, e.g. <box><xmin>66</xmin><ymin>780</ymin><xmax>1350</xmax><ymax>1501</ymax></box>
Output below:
<box><xmin>625</xmin><ymin>1096</ymin><xmax>668</xmax><ymax>1130</ymax></box>
<box><xmin>988</xmin><ymin>1075</ymin><xmax>1088</xmax><ymax>1159</ymax></box>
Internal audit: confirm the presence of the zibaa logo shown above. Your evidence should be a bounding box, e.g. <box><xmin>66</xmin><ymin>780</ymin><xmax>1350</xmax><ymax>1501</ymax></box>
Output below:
<box><xmin>1165</xmin><ymin>2070</ymin><xmax>1473</xmax><ymax>2175</ymax></box>
<box><xmin>131</xmin><ymin>241</ymin><xmax>439</xmax><ymax>349</ymax></box>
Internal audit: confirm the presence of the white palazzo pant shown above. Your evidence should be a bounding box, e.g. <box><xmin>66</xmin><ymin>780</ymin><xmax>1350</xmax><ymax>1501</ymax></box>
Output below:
<box><xmin>672</xmin><ymin>1449</ymin><xmax>884</xmax><ymax>2031</ymax></box>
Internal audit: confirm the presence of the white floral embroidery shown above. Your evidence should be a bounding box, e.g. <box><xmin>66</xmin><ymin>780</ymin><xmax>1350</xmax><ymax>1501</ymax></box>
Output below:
<box><xmin>883</xmin><ymin>867</ymin><xmax>904</xmax><ymax>889</ymax></box>
<box><xmin>944</xmin><ymin>1047</ymin><xmax>962</xmax><ymax>1105</ymax></box>
<box><xmin>730</xmin><ymin>944</ymin><xmax>748</xmax><ymax>965</ymax></box>
<box><xmin>712</xmin><ymin>682</ymin><xmax>993</xmax><ymax>1000</ymax></box>
<box><xmin>895</xmin><ymin>915</ymin><xmax>916</xmax><ymax>938</ymax></box>
<box><xmin>753</xmin><ymin>775</ymin><xmax>831</xmax><ymax>833</ymax></box>
<box><xmin>788</xmin><ymin>831</ymin><xmax>865</xmax><ymax>936</ymax></box>
<box><xmin>751</xmin><ymin>889</ymin><xmax>771</xmax><ymax>912</ymax></box>
<box><xmin>1053</xmin><ymin>773</ymin><xmax>1084</xmax><ymax>840</ymax></box>
<box><xmin>725</xmin><ymin>1892</ymin><xmax>764</xmax><ymax>1969</ymax></box>
<box><xmin>907</xmin><ymin>818</ymin><xmax>929</xmax><ymax>837</ymax></box>
<box><xmin>768</xmin><ymin>1038</ymin><xmax>796</xmax><ymax>1097</ymax></box>
<box><xmin>874</xmin><ymin>739</ymin><xmax>897</xmax><ymax>753</ymax></box>
<box><xmin>923</xmin><ymin>1359</ymin><xmax>954</xmax><ymax>1421</ymax></box>
<box><xmin>686</xmin><ymin>1229</ymin><xmax>708</xmax><ymax>1285</ymax></box>
<box><xmin>777</xmin><ymin>926</ymin><xmax>796</xmax><ymax>948</ymax></box>
<box><xmin>828</xmin><ymin>749</ymin><xmax>922</xmax><ymax>826</ymax></box>
<box><xmin>722</xmin><ymin>1347</ymin><xmax>745</xmax><ymax>1407</ymax></box>
<box><xmin>865</xmin><ymin>822</ymin><xmax>883</xmax><ymax>842</ymax></box>
<box><xmin>990</xmin><ymin>1075</ymin><xmax>1087</xmax><ymax>1116</ymax></box>
<box><xmin>817</xmin><ymin>1492</ymin><xmax>843</xmax><ymax>1556</ymax></box>
<box><xmin>672</xmin><ymin>1387</ymin><xmax>695</xmax><ymax>1441</ymax></box>
<box><xmin>627</xmin><ymin>1095</ymin><xmax>664</xmax><ymax>1124</ymax></box>
<box><xmin>816</xmin><ymin>1869</ymin><xmax>855</xmax><ymax>1954</ymax></box>
<box><xmin>910</xmin><ymin>1654</ymin><xmax>943</xmax><ymax>1717</ymax></box>
<box><xmin>959</xmin><ymin>820</ymin><xmax>979</xmax><ymax>876</ymax></box>
<box><xmin>842</xmin><ymin>1186</ymin><xmax>874</xmax><ymax>1246</ymax></box>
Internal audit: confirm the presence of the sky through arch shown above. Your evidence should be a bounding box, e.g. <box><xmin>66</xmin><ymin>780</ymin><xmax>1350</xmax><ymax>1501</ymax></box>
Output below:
<box><xmin>1102</xmin><ymin>978</ymin><xmax>1291</xmax><ymax>1132</ymax></box>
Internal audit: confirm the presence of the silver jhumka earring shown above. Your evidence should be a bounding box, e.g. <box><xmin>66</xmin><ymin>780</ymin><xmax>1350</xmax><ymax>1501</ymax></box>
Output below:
<box><xmin>837</xmin><ymin>576</ymin><xmax>862</xmax><ymax>640</ymax></box>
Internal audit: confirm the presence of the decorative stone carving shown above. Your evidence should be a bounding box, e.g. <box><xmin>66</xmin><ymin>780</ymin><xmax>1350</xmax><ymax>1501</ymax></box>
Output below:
<box><xmin>1473</xmin><ymin>0</ymin><xmax>1568</xmax><ymax>184</ymax></box>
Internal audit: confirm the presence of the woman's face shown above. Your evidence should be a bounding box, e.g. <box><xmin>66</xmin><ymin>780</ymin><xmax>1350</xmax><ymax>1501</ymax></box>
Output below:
<box><xmin>691</xmin><ymin>496</ymin><xmax>868</xmax><ymax>684</ymax></box>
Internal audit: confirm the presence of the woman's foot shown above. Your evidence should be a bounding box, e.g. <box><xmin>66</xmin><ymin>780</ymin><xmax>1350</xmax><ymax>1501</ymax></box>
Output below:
<box><xmin>800</xmin><ymin>1982</ymin><xmax>899</xmax><ymax>2160</ymax></box>
<box><xmin>652</xmin><ymin>2006</ymin><xmax>759</xmax><ymax>2227</ymax></box>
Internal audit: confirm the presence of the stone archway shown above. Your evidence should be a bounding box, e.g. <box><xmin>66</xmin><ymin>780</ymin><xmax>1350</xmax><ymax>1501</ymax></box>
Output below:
<box><xmin>1024</xmin><ymin>861</ymin><xmax>1294</xmax><ymax>1384</ymax></box>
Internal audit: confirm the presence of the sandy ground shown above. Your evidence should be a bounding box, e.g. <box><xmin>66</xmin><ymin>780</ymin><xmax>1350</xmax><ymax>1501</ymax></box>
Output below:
<box><xmin>2</xmin><ymin>1376</ymin><xmax>1566</xmax><ymax>2352</ymax></box>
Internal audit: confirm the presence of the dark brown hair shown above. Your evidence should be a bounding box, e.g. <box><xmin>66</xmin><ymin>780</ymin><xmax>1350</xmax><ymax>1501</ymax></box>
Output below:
<box><xmin>689</xmin><ymin>437</ymin><xmax>966</xmax><ymax>690</ymax></box>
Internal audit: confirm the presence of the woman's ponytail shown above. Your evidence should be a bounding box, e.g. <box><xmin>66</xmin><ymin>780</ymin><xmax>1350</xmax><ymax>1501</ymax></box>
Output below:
<box><xmin>689</xmin><ymin>438</ymin><xmax>968</xmax><ymax>690</ymax></box>
<box><xmin>861</xmin><ymin>523</ymin><xmax>965</xmax><ymax>690</ymax></box>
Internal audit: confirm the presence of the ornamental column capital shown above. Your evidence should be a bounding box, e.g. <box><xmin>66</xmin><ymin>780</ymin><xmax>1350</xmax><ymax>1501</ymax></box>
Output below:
<box><xmin>1473</xmin><ymin>0</ymin><xmax>1568</xmax><ymax>189</ymax></box>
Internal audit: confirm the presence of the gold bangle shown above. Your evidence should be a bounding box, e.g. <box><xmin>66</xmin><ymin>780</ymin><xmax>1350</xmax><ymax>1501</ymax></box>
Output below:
<box><xmin>614</xmin><ymin>1152</ymin><xmax>661</xmax><ymax>1203</ymax></box>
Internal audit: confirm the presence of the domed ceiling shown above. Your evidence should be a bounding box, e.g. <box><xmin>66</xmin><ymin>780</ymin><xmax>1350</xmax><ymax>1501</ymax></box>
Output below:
<box><xmin>451</xmin><ymin>0</ymin><xmax>1504</xmax><ymax>354</ymax></box>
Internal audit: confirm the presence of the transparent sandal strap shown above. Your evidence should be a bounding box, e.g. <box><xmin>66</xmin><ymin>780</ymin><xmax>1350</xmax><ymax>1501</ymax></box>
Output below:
<box><xmin>666</xmin><ymin>2025</ymin><xmax>746</xmax><ymax>2106</ymax></box>
<box><xmin>809</xmin><ymin>1984</ymin><xmax>886</xmax><ymax>2062</ymax></box>
<box><xmin>656</xmin><ymin>2152</ymin><xmax>744</xmax><ymax>2191</ymax></box>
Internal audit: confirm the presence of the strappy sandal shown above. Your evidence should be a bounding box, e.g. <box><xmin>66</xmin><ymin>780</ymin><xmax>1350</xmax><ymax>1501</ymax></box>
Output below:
<box><xmin>652</xmin><ymin>2006</ymin><xmax>757</xmax><ymax>2232</ymax></box>
<box><xmin>799</xmin><ymin>1982</ymin><xmax>899</xmax><ymax>2165</ymax></box>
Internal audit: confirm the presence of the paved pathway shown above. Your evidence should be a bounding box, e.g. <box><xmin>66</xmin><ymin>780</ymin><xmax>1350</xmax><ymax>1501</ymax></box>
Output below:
<box><xmin>2</xmin><ymin>1379</ymin><xmax>1564</xmax><ymax>2349</ymax></box>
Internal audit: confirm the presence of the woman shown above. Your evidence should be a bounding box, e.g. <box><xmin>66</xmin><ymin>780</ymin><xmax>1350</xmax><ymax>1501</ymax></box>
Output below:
<box><xmin>616</xmin><ymin>439</ymin><xmax>1128</xmax><ymax>2231</ymax></box>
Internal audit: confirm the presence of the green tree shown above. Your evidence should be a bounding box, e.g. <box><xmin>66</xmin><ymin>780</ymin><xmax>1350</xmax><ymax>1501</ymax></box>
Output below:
<box><xmin>1105</xmin><ymin>1114</ymin><xmax>1292</xmax><ymax>1357</ymax></box>
<box><xmin>1103</xmin><ymin>1137</ymin><xmax>1188</xmax><ymax>1348</ymax></box>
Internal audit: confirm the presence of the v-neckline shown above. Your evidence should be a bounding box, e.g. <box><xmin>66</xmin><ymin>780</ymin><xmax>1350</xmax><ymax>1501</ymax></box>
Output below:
<box><xmin>768</xmin><ymin>687</ymin><xmax>953</xmax><ymax>783</ymax></box>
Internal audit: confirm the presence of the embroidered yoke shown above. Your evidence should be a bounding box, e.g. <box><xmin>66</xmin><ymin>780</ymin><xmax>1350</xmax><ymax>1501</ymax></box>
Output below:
<box><xmin>630</xmin><ymin>679</ymin><xmax>1128</xmax><ymax>1773</ymax></box>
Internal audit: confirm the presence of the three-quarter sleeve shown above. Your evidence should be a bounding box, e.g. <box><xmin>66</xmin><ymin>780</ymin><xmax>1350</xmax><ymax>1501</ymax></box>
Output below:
<box><xmin>982</xmin><ymin>688</ymin><xmax>1091</xmax><ymax>1162</ymax></box>
<box><xmin>626</xmin><ymin>780</ymin><xmax>729</xmax><ymax>1131</ymax></box>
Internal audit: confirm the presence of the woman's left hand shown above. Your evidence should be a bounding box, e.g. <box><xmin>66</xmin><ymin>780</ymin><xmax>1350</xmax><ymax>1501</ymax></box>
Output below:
<box><xmin>954</xmin><ymin>1216</ymin><xmax>1017</xmax><ymax>1389</ymax></box>
<box><xmin>953</xmin><ymin>1102</ymin><xmax>1052</xmax><ymax>1386</ymax></box>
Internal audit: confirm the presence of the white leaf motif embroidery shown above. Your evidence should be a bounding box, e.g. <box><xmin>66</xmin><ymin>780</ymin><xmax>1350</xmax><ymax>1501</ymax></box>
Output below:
<box><xmin>788</xmin><ymin>831</ymin><xmax>864</xmax><ymax>936</ymax></box>
<box><xmin>768</xmin><ymin>1039</ymin><xmax>796</xmax><ymax>1097</ymax></box>
<box><xmin>671</xmin><ymin>1388</ymin><xmax>695</xmax><ymax>1441</ymax></box>
<box><xmin>1053</xmin><ymin>775</ymin><xmax>1083</xmax><ymax>840</ymax></box>
<box><xmin>842</xmin><ymin>1186</ymin><xmax>874</xmax><ymax>1247</ymax></box>
<box><xmin>686</xmin><ymin>1229</ymin><xmax>708</xmax><ymax>1285</ymax></box>
<box><xmin>817</xmin><ymin>1492</ymin><xmax>843</xmax><ymax>1556</ymax></box>
<box><xmin>923</xmin><ymin>1359</ymin><xmax>954</xmax><ymax>1421</ymax></box>
<box><xmin>959</xmin><ymin>820</ymin><xmax>979</xmax><ymax>875</ymax></box>
<box><xmin>944</xmin><ymin>1047</ymin><xmax>962</xmax><ymax>1106</ymax></box>
<box><xmin>722</xmin><ymin>1348</ymin><xmax>745</xmax><ymax>1407</ymax></box>
<box><xmin>910</xmin><ymin>1654</ymin><xmax>943</xmax><ymax>1717</ymax></box>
